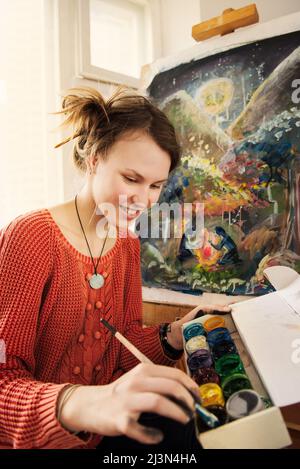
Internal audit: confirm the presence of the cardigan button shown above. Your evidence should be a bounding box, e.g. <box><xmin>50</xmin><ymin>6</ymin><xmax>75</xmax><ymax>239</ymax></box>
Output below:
<box><xmin>94</xmin><ymin>331</ymin><xmax>101</xmax><ymax>339</ymax></box>
<box><xmin>95</xmin><ymin>301</ymin><xmax>102</xmax><ymax>309</ymax></box>
<box><xmin>95</xmin><ymin>364</ymin><xmax>101</xmax><ymax>371</ymax></box>
<box><xmin>103</xmin><ymin>271</ymin><xmax>108</xmax><ymax>279</ymax></box>
<box><xmin>78</xmin><ymin>334</ymin><xmax>85</xmax><ymax>343</ymax></box>
<box><xmin>73</xmin><ymin>366</ymin><xmax>80</xmax><ymax>375</ymax></box>
<box><xmin>86</xmin><ymin>303</ymin><xmax>92</xmax><ymax>311</ymax></box>
<box><xmin>86</xmin><ymin>273</ymin><xmax>92</xmax><ymax>281</ymax></box>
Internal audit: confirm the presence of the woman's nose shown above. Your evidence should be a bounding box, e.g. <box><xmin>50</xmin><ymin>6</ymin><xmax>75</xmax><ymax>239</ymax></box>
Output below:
<box><xmin>132</xmin><ymin>187</ymin><xmax>151</xmax><ymax>209</ymax></box>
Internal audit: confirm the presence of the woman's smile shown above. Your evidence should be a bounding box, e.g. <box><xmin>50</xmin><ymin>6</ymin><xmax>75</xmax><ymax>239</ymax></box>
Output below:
<box><xmin>119</xmin><ymin>204</ymin><xmax>143</xmax><ymax>220</ymax></box>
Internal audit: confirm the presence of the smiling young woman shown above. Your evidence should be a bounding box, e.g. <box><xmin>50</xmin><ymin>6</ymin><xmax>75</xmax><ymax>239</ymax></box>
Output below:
<box><xmin>0</xmin><ymin>86</ymin><xmax>230</xmax><ymax>450</ymax></box>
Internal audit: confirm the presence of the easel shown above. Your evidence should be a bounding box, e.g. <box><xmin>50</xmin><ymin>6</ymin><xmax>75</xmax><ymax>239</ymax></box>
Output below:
<box><xmin>192</xmin><ymin>3</ymin><xmax>259</xmax><ymax>42</ymax></box>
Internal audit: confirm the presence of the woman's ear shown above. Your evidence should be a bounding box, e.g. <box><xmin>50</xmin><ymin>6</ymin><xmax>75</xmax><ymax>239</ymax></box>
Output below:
<box><xmin>87</xmin><ymin>163</ymin><xmax>93</xmax><ymax>175</ymax></box>
<box><xmin>87</xmin><ymin>155</ymin><xmax>97</xmax><ymax>175</ymax></box>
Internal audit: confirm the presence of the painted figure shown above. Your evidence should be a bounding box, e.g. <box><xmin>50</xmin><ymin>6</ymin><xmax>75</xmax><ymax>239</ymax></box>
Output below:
<box><xmin>209</xmin><ymin>226</ymin><xmax>241</xmax><ymax>266</ymax></box>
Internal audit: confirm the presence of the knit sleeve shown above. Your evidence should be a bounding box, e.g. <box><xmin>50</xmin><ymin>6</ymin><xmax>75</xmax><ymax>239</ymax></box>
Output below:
<box><xmin>0</xmin><ymin>214</ymin><xmax>92</xmax><ymax>449</ymax></box>
<box><xmin>118</xmin><ymin>237</ymin><xmax>178</xmax><ymax>372</ymax></box>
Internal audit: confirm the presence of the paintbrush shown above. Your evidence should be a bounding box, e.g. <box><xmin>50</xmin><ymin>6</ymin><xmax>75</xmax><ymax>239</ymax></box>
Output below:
<box><xmin>100</xmin><ymin>317</ymin><xmax>220</xmax><ymax>429</ymax></box>
<box><xmin>100</xmin><ymin>317</ymin><xmax>153</xmax><ymax>364</ymax></box>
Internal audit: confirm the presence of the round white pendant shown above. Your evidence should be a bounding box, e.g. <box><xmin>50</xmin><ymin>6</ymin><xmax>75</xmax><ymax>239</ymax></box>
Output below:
<box><xmin>89</xmin><ymin>273</ymin><xmax>105</xmax><ymax>289</ymax></box>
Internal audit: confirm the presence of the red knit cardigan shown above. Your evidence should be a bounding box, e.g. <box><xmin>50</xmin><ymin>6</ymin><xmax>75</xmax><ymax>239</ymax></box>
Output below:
<box><xmin>0</xmin><ymin>209</ymin><xmax>177</xmax><ymax>449</ymax></box>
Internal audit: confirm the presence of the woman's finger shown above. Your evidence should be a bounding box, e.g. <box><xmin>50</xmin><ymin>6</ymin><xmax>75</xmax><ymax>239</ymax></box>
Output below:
<box><xmin>182</xmin><ymin>304</ymin><xmax>231</xmax><ymax>324</ymax></box>
<box><xmin>227</xmin><ymin>299</ymin><xmax>241</xmax><ymax>306</ymax></box>
<box><xmin>125</xmin><ymin>392</ymin><xmax>193</xmax><ymax>425</ymax></box>
<box><xmin>198</xmin><ymin>304</ymin><xmax>231</xmax><ymax>316</ymax></box>
<box><xmin>133</xmin><ymin>363</ymin><xmax>198</xmax><ymax>395</ymax></box>
<box><xmin>128</xmin><ymin>376</ymin><xmax>195</xmax><ymax>413</ymax></box>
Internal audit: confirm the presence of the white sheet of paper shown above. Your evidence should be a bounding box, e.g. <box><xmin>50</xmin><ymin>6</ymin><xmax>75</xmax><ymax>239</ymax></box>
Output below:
<box><xmin>231</xmin><ymin>272</ymin><xmax>300</xmax><ymax>407</ymax></box>
<box><xmin>264</xmin><ymin>265</ymin><xmax>300</xmax><ymax>291</ymax></box>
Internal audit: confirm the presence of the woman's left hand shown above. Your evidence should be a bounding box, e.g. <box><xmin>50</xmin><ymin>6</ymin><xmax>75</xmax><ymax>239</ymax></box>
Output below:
<box><xmin>166</xmin><ymin>304</ymin><xmax>232</xmax><ymax>351</ymax></box>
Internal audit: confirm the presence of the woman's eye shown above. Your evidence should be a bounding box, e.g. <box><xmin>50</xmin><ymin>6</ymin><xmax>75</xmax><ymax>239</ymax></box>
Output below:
<box><xmin>154</xmin><ymin>182</ymin><xmax>166</xmax><ymax>190</ymax></box>
<box><xmin>123</xmin><ymin>176</ymin><xmax>137</xmax><ymax>183</ymax></box>
<box><xmin>123</xmin><ymin>175</ymin><xmax>163</xmax><ymax>189</ymax></box>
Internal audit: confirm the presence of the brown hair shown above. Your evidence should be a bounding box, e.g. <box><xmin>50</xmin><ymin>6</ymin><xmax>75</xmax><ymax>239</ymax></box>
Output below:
<box><xmin>55</xmin><ymin>86</ymin><xmax>181</xmax><ymax>173</ymax></box>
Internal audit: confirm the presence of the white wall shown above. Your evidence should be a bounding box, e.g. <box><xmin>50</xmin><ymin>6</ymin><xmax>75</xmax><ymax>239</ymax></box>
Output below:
<box><xmin>199</xmin><ymin>0</ymin><xmax>300</xmax><ymax>23</ymax></box>
<box><xmin>160</xmin><ymin>0</ymin><xmax>201</xmax><ymax>56</ymax></box>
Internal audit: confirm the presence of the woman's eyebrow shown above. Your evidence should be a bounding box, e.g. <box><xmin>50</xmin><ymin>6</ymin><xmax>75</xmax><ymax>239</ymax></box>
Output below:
<box><xmin>124</xmin><ymin>168</ymin><xmax>168</xmax><ymax>183</ymax></box>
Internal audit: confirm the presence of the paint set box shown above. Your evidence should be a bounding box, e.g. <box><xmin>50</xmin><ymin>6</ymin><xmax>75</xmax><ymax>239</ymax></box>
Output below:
<box><xmin>181</xmin><ymin>266</ymin><xmax>300</xmax><ymax>449</ymax></box>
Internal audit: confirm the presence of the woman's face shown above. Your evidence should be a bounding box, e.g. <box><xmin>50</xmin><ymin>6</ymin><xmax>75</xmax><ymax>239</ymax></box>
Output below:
<box><xmin>91</xmin><ymin>130</ymin><xmax>171</xmax><ymax>229</ymax></box>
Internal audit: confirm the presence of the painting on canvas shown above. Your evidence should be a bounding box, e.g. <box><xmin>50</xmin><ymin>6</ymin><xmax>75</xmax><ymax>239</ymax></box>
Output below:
<box><xmin>138</xmin><ymin>21</ymin><xmax>300</xmax><ymax>296</ymax></box>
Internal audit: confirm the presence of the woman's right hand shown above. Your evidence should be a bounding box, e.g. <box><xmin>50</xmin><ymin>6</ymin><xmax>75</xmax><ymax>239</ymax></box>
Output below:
<box><xmin>58</xmin><ymin>363</ymin><xmax>199</xmax><ymax>444</ymax></box>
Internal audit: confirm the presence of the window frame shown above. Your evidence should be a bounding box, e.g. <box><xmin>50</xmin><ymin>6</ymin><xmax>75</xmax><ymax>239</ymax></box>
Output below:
<box><xmin>75</xmin><ymin>0</ymin><xmax>162</xmax><ymax>88</ymax></box>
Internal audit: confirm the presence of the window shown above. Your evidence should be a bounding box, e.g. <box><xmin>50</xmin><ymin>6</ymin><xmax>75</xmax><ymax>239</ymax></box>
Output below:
<box><xmin>76</xmin><ymin>0</ymin><xmax>161</xmax><ymax>88</ymax></box>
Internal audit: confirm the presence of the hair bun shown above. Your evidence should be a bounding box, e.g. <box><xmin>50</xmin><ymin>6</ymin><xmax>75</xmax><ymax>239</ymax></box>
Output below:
<box><xmin>54</xmin><ymin>87</ymin><xmax>110</xmax><ymax>149</ymax></box>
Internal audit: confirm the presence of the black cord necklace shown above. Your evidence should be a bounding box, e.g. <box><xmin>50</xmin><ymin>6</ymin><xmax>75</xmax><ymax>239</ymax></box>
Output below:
<box><xmin>74</xmin><ymin>194</ymin><xmax>109</xmax><ymax>289</ymax></box>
